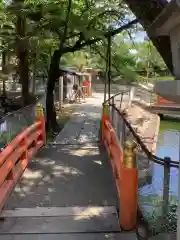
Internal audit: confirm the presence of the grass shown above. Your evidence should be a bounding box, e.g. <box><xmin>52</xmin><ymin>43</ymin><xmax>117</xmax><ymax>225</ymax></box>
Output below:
<box><xmin>160</xmin><ymin>119</ymin><xmax>180</xmax><ymax>132</ymax></box>
<box><xmin>155</xmin><ymin>76</ymin><xmax>175</xmax><ymax>81</ymax></box>
<box><xmin>138</xmin><ymin>76</ymin><xmax>175</xmax><ymax>83</ymax></box>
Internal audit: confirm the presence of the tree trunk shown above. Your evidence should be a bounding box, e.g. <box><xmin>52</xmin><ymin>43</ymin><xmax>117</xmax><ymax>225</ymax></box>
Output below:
<box><xmin>32</xmin><ymin>52</ymin><xmax>37</xmax><ymax>94</ymax></box>
<box><xmin>19</xmin><ymin>50</ymin><xmax>29</xmax><ymax>104</ymax></box>
<box><xmin>46</xmin><ymin>50</ymin><xmax>60</xmax><ymax>132</ymax></box>
<box><xmin>46</xmin><ymin>0</ymin><xmax>72</xmax><ymax>132</ymax></box>
<box><xmin>16</xmin><ymin>13</ymin><xmax>30</xmax><ymax>106</ymax></box>
<box><xmin>2</xmin><ymin>50</ymin><xmax>7</xmax><ymax>97</ymax></box>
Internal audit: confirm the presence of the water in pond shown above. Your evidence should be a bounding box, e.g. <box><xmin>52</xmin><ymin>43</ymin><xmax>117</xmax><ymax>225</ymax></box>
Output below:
<box><xmin>139</xmin><ymin>119</ymin><xmax>180</xmax><ymax>234</ymax></box>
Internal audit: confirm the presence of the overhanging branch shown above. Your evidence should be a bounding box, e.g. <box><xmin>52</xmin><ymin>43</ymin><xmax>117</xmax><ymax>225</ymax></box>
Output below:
<box><xmin>63</xmin><ymin>18</ymin><xmax>138</xmax><ymax>54</ymax></box>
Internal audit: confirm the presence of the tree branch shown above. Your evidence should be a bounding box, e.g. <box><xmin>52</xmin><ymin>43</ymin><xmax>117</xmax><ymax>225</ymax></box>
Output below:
<box><xmin>93</xmin><ymin>45</ymin><xmax>121</xmax><ymax>75</ymax></box>
<box><xmin>87</xmin><ymin>10</ymin><xmax>121</xmax><ymax>28</ymax></box>
<box><xmin>59</xmin><ymin>0</ymin><xmax>72</xmax><ymax>54</ymax></box>
<box><xmin>63</xmin><ymin>19</ymin><xmax>138</xmax><ymax>54</ymax></box>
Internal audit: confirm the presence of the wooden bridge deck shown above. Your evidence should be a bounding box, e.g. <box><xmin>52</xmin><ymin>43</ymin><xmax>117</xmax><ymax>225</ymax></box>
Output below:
<box><xmin>0</xmin><ymin>93</ymin><xmax>137</xmax><ymax>239</ymax></box>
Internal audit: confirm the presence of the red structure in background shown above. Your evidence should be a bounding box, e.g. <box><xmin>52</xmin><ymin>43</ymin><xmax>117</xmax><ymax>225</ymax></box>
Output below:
<box><xmin>157</xmin><ymin>95</ymin><xmax>177</xmax><ymax>105</ymax></box>
<box><xmin>82</xmin><ymin>75</ymin><xmax>91</xmax><ymax>97</ymax></box>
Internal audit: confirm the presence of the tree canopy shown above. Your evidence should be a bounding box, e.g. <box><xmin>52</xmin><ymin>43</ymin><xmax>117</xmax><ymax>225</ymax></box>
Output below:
<box><xmin>0</xmin><ymin>0</ymin><xmax>169</xmax><ymax>131</ymax></box>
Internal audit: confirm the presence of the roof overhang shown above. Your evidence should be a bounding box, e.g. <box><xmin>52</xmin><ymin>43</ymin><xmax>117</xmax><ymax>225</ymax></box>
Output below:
<box><xmin>148</xmin><ymin>0</ymin><xmax>180</xmax><ymax>36</ymax></box>
<box><xmin>59</xmin><ymin>67</ymin><xmax>91</xmax><ymax>77</ymax></box>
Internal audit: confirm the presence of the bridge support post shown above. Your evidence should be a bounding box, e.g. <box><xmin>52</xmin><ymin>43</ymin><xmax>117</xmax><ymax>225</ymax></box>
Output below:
<box><xmin>177</xmin><ymin>152</ymin><xmax>180</xmax><ymax>240</ymax></box>
<box><xmin>162</xmin><ymin>157</ymin><xmax>170</xmax><ymax>232</ymax></box>
<box><xmin>120</xmin><ymin>140</ymin><xmax>138</xmax><ymax>230</ymax></box>
<box><xmin>128</xmin><ymin>86</ymin><xmax>135</xmax><ymax>107</ymax></box>
<box><xmin>101</xmin><ymin>103</ymin><xmax>109</xmax><ymax>141</ymax></box>
<box><xmin>111</xmin><ymin>97</ymin><xmax>115</xmax><ymax>127</ymax></box>
<box><xmin>35</xmin><ymin>103</ymin><xmax>46</xmax><ymax>143</ymax></box>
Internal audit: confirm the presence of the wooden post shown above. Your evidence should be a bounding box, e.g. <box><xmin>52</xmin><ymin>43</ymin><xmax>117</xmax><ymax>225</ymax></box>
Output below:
<box><xmin>116</xmin><ymin>114</ymin><xmax>121</xmax><ymax>141</ymax></box>
<box><xmin>35</xmin><ymin>103</ymin><xmax>46</xmax><ymax>143</ymax></box>
<box><xmin>120</xmin><ymin>140</ymin><xmax>138</xmax><ymax>230</ymax></box>
<box><xmin>107</xmin><ymin>33</ymin><xmax>111</xmax><ymax>102</ymax></box>
<box><xmin>101</xmin><ymin>103</ymin><xmax>109</xmax><ymax>141</ymax></box>
<box><xmin>162</xmin><ymin>156</ymin><xmax>170</xmax><ymax>232</ymax></box>
<box><xmin>177</xmin><ymin>139</ymin><xmax>180</xmax><ymax>240</ymax></box>
<box><xmin>88</xmin><ymin>75</ymin><xmax>92</xmax><ymax>97</ymax></box>
<box><xmin>59</xmin><ymin>76</ymin><xmax>63</xmax><ymax>109</ymax></box>
<box><xmin>128</xmin><ymin>86</ymin><xmax>135</xmax><ymax>107</ymax></box>
<box><xmin>111</xmin><ymin>97</ymin><xmax>115</xmax><ymax>126</ymax></box>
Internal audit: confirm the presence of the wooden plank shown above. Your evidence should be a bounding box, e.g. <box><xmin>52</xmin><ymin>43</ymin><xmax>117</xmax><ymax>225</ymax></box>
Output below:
<box><xmin>0</xmin><ymin>157</ymin><xmax>28</xmax><ymax>211</ymax></box>
<box><xmin>0</xmin><ymin>214</ymin><xmax>119</xmax><ymax>234</ymax></box>
<box><xmin>1</xmin><ymin>206</ymin><xmax>117</xmax><ymax>218</ymax></box>
<box><xmin>0</xmin><ymin>147</ymin><xmax>25</xmax><ymax>187</ymax></box>
<box><xmin>0</xmin><ymin>233</ymin><xmax>137</xmax><ymax>240</ymax></box>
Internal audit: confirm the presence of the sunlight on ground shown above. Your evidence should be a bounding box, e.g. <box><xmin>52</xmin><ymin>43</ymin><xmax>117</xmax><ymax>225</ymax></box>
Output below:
<box><xmin>13</xmin><ymin>169</ymin><xmax>44</xmax><ymax>196</ymax></box>
<box><xmin>93</xmin><ymin>160</ymin><xmax>102</xmax><ymax>165</ymax></box>
<box><xmin>23</xmin><ymin>169</ymin><xmax>43</xmax><ymax>179</ymax></box>
<box><xmin>73</xmin><ymin>206</ymin><xmax>107</xmax><ymax>220</ymax></box>
<box><xmin>69</xmin><ymin>147</ymin><xmax>99</xmax><ymax>157</ymax></box>
<box><xmin>52</xmin><ymin>165</ymin><xmax>83</xmax><ymax>176</ymax></box>
<box><xmin>38</xmin><ymin>158</ymin><xmax>55</xmax><ymax>166</ymax></box>
<box><xmin>12</xmin><ymin>157</ymin><xmax>83</xmax><ymax>197</ymax></box>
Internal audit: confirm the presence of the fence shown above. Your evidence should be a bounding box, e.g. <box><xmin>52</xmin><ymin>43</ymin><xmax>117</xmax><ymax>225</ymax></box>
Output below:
<box><xmin>0</xmin><ymin>104</ymin><xmax>37</xmax><ymax>151</ymax></box>
<box><xmin>102</xmin><ymin>90</ymin><xmax>179</xmax><ymax>237</ymax></box>
<box><xmin>0</xmin><ymin>103</ymin><xmax>45</xmax><ymax>212</ymax></box>
<box><xmin>132</xmin><ymin>85</ymin><xmax>180</xmax><ymax>107</ymax></box>
<box><xmin>132</xmin><ymin>86</ymin><xmax>157</xmax><ymax>106</ymax></box>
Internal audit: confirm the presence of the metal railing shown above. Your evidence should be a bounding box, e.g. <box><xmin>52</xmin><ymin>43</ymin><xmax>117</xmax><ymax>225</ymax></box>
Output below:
<box><xmin>133</xmin><ymin>85</ymin><xmax>157</xmax><ymax>106</ymax></box>
<box><xmin>0</xmin><ymin>104</ymin><xmax>37</xmax><ymax>151</ymax></box>
<box><xmin>104</xmin><ymin>89</ymin><xmax>179</xmax><ymax>237</ymax></box>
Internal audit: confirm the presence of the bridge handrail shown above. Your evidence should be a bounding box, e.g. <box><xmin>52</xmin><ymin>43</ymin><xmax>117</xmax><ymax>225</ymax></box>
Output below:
<box><xmin>0</xmin><ymin>96</ymin><xmax>45</xmax><ymax>151</ymax></box>
<box><xmin>103</xmin><ymin>89</ymin><xmax>179</xmax><ymax>168</ymax></box>
<box><xmin>0</xmin><ymin>103</ymin><xmax>34</xmax><ymax>123</ymax></box>
<box><xmin>0</xmin><ymin>113</ymin><xmax>45</xmax><ymax>212</ymax></box>
<box><xmin>110</xmin><ymin>104</ymin><xmax>179</xmax><ymax>168</ymax></box>
<box><xmin>0</xmin><ymin>94</ymin><xmax>44</xmax><ymax>124</ymax></box>
<box><xmin>104</xmin><ymin>89</ymin><xmax>131</xmax><ymax>104</ymax></box>
<box><xmin>102</xmin><ymin>89</ymin><xmax>179</xmax><ymax>234</ymax></box>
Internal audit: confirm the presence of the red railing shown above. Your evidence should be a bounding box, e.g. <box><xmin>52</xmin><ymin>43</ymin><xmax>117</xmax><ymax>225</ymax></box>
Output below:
<box><xmin>0</xmin><ymin>114</ymin><xmax>45</xmax><ymax>211</ymax></box>
<box><xmin>102</xmin><ymin>90</ymin><xmax>179</xmax><ymax>236</ymax></box>
<box><xmin>157</xmin><ymin>95</ymin><xmax>176</xmax><ymax>105</ymax></box>
<box><xmin>101</xmin><ymin>102</ymin><xmax>138</xmax><ymax>231</ymax></box>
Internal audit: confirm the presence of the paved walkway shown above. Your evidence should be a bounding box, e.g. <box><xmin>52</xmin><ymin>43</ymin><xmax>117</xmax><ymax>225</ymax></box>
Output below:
<box><xmin>4</xmin><ymin>93</ymin><xmax>118</xmax><ymax>208</ymax></box>
<box><xmin>0</xmin><ymin>93</ymin><xmax>137</xmax><ymax>239</ymax></box>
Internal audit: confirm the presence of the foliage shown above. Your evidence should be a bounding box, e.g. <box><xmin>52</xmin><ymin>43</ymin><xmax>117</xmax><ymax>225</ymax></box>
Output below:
<box><xmin>0</xmin><ymin>0</ymin><xmax>139</xmax><ymax>130</ymax></box>
<box><xmin>61</xmin><ymin>50</ymin><xmax>90</xmax><ymax>71</ymax></box>
<box><xmin>133</xmin><ymin>40</ymin><xmax>167</xmax><ymax>77</ymax></box>
<box><xmin>87</xmin><ymin>34</ymin><xmax>139</xmax><ymax>83</ymax></box>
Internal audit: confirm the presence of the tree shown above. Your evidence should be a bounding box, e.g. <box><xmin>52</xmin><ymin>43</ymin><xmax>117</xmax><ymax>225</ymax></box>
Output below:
<box><xmin>89</xmin><ymin>34</ymin><xmax>138</xmax><ymax>83</ymax></box>
<box><xmin>0</xmin><ymin>1</ymin><xmax>15</xmax><ymax>95</ymax></box>
<box><xmin>36</xmin><ymin>0</ymin><xmax>138</xmax><ymax>131</ymax></box>
<box><xmin>61</xmin><ymin>50</ymin><xmax>90</xmax><ymax>71</ymax></box>
<box><xmin>1</xmin><ymin>0</ymin><xmax>138</xmax><ymax>131</ymax></box>
<box><xmin>125</xmin><ymin>0</ymin><xmax>173</xmax><ymax>73</ymax></box>
<box><xmin>134</xmin><ymin>40</ymin><xmax>166</xmax><ymax>78</ymax></box>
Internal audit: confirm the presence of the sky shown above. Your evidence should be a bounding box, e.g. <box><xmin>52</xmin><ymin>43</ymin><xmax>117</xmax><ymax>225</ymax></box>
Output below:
<box><xmin>135</xmin><ymin>31</ymin><xmax>147</xmax><ymax>42</ymax></box>
<box><xmin>128</xmin><ymin>31</ymin><xmax>147</xmax><ymax>54</ymax></box>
